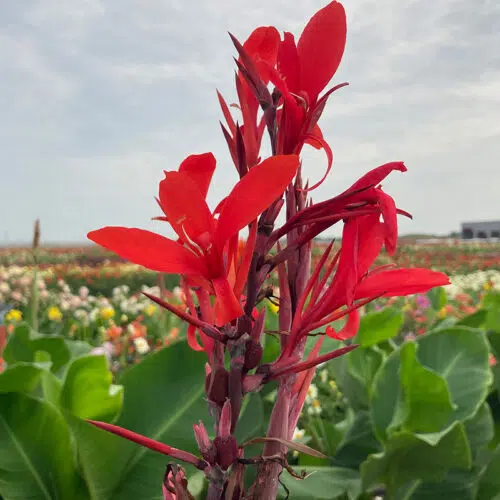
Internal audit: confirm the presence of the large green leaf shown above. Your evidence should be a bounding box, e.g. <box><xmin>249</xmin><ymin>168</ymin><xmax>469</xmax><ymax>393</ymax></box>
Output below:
<box><xmin>0</xmin><ymin>362</ymin><xmax>48</xmax><ymax>393</ymax></box>
<box><xmin>69</xmin><ymin>342</ymin><xmax>217</xmax><ymax>499</ymax></box>
<box><xmin>400</xmin><ymin>341</ymin><xmax>455</xmax><ymax>433</ymax></box>
<box><xmin>478</xmin><ymin>445</ymin><xmax>500</xmax><ymax>500</ymax></box>
<box><xmin>371</xmin><ymin>328</ymin><xmax>492</xmax><ymax>443</ymax></box>
<box><xmin>356</xmin><ymin>308</ymin><xmax>404</xmax><ymax>347</ymax></box>
<box><xmin>409</xmin><ymin>469</ymin><xmax>481</xmax><ymax>500</ymax></box>
<box><xmin>361</xmin><ymin>422</ymin><xmax>471</xmax><ymax>495</ymax></box>
<box><xmin>61</xmin><ymin>354</ymin><xmax>123</xmax><ymax>422</ymax></box>
<box><xmin>347</xmin><ymin>346</ymin><xmax>384</xmax><ymax>403</ymax></box>
<box><xmin>416</xmin><ymin>327</ymin><xmax>492</xmax><ymax>423</ymax></box>
<box><xmin>466</xmin><ymin>403</ymin><xmax>495</xmax><ymax>458</ymax></box>
<box><xmin>0</xmin><ymin>393</ymin><xmax>86</xmax><ymax>500</ymax></box>
<box><xmin>370</xmin><ymin>348</ymin><xmax>404</xmax><ymax>442</ymax></box>
<box><xmin>334</xmin><ymin>411</ymin><xmax>381</xmax><ymax>469</ymax></box>
<box><xmin>279</xmin><ymin>466</ymin><xmax>361</xmax><ymax>500</ymax></box>
<box><xmin>3</xmin><ymin>323</ymin><xmax>70</xmax><ymax>373</ymax></box>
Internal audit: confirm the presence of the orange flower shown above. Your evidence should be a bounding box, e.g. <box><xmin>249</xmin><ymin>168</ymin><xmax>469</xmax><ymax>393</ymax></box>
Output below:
<box><xmin>107</xmin><ymin>324</ymin><xmax>123</xmax><ymax>341</ymax></box>
<box><xmin>128</xmin><ymin>320</ymin><xmax>147</xmax><ymax>339</ymax></box>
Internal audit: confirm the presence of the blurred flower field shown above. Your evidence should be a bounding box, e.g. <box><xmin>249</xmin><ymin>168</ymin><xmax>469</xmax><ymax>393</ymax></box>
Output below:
<box><xmin>1</xmin><ymin>241</ymin><xmax>499</xmax><ymax>374</ymax></box>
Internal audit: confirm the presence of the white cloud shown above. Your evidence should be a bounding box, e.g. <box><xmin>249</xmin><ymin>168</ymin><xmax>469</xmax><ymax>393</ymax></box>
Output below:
<box><xmin>1</xmin><ymin>0</ymin><xmax>499</xmax><ymax>242</ymax></box>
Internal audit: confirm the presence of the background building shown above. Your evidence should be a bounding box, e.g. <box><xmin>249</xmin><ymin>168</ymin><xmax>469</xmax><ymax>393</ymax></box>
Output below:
<box><xmin>461</xmin><ymin>221</ymin><xmax>500</xmax><ymax>239</ymax></box>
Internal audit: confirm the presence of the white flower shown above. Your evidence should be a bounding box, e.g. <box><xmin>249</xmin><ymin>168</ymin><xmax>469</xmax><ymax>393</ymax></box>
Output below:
<box><xmin>79</xmin><ymin>286</ymin><xmax>89</xmax><ymax>299</ymax></box>
<box><xmin>319</xmin><ymin>369</ymin><xmax>328</xmax><ymax>384</ymax></box>
<box><xmin>305</xmin><ymin>384</ymin><xmax>318</xmax><ymax>404</ymax></box>
<box><xmin>292</xmin><ymin>428</ymin><xmax>305</xmax><ymax>441</ymax></box>
<box><xmin>0</xmin><ymin>282</ymin><xmax>10</xmax><ymax>293</ymax></box>
<box><xmin>134</xmin><ymin>337</ymin><xmax>150</xmax><ymax>355</ymax></box>
<box><xmin>307</xmin><ymin>399</ymin><xmax>322</xmax><ymax>416</ymax></box>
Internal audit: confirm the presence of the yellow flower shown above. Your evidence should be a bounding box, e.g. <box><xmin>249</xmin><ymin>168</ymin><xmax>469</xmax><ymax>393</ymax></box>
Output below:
<box><xmin>99</xmin><ymin>307</ymin><xmax>115</xmax><ymax>321</ymax></box>
<box><xmin>329</xmin><ymin>380</ymin><xmax>338</xmax><ymax>392</ymax></box>
<box><xmin>144</xmin><ymin>304</ymin><xmax>157</xmax><ymax>317</ymax></box>
<box><xmin>437</xmin><ymin>306</ymin><xmax>447</xmax><ymax>319</ymax></box>
<box><xmin>483</xmin><ymin>281</ymin><xmax>493</xmax><ymax>291</ymax></box>
<box><xmin>5</xmin><ymin>309</ymin><xmax>22</xmax><ymax>323</ymax></box>
<box><xmin>47</xmin><ymin>306</ymin><xmax>63</xmax><ymax>322</ymax></box>
<box><xmin>268</xmin><ymin>302</ymin><xmax>279</xmax><ymax>314</ymax></box>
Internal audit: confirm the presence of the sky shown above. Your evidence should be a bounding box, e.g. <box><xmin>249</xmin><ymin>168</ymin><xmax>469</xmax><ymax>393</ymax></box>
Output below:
<box><xmin>1</xmin><ymin>0</ymin><xmax>499</xmax><ymax>244</ymax></box>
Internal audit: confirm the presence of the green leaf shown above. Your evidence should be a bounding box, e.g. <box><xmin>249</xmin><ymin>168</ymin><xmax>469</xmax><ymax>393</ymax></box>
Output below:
<box><xmin>409</xmin><ymin>469</ymin><xmax>481</xmax><ymax>500</ymax></box>
<box><xmin>61</xmin><ymin>354</ymin><xmax>123</xmax><ymax>422</ymax></box>
<box><xmin>334</xmin><ymin>411</ymin><xmax>382</xmax><ymax>469</ymax></box>
<box><xmin>331</xmin><ymin>354</ymin><xmax>369</xmax><ymax>410</ymax></box>
<box><xmin>478</xmin><ymin>445</ymin><xmax>500</xmax><ymax>500</ymax></box>
<box><xmin>0</xmin><ymin>362</ymin><xmax>47</xmax><ymax>393</ymax></box>
<box><xmin>347</xmin><ymin>346</ymin><xmax>384</xmax><ymax>398</ymax></box>
<box><xmin>69</xmin><ymin>342</ymin><xmax>209</xmax><ymax>500</ymax></box>
<box><xmin>416</xmin><ymin>327</ymin><xmax>492</xmax><ymax>423</ymax></box>
<box><xmin>465</xmin><ymin>403</ymin><xmax>495</xmax><ymax>458</ymax></box>
<box><xmin>370</xmin><ymin>349</ymin><xmax>404</xmax><ymax>442</ymax></box>
<box><xmin>400</xmin><ymin>341</ymin><xmax>455</xmax><ymax>433</ymax></box>
<box><xmin>3</xmin><ymin>323</ymin><xmax>70</xmax><ymax>373</ymax></box>
<box><xmin>279</xmin><ymin>466</ymin><xmax>361</xmax><ymax>500</ymax></box>
<box><xmin>372</xmin><ymin>328</ymin><xmax>492</xmax><ymax>443</ymax></box>
<box><xmin>356</xmin><ymin>308</ymin><xmax>404</xmax><ymax>347</ymax></box>
<box><xmin>457</xmin><ymin>309</ymin><xmax>488</xmax><ymax>328</ymax></box>
<box><xmin>0</xmin><ymin>393</ymin><xmax>86</xmax><ymax>500</ymax></box>
<box><xmin>361</xmin><ymin>422</ymin><xmax>471</xmax><ymax>494</ymax></box>
<box><xmin>235</xmin><ymin>392</ymin><xmax>263</xmax><ymax>442</ymax></box>
<box><xmin>427</xmin><ymin>287</ymin><xmax>448</xmax><ymax>311</ymax></box>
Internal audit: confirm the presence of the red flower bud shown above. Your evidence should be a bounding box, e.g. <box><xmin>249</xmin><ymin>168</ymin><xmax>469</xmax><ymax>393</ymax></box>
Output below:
<box><xmin>205</xmin><ymin>366</ymin><xmax>229</xmax><ymax>405</ymax></box>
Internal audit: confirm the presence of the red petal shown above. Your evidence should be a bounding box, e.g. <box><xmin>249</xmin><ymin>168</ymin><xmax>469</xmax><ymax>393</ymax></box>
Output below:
<box><xmin>213</xmin><ymin>277</ymin><xmax>244</xmax><ymax>325</ymax></box>
<box><xmin>356</xmin><ymin>214</ymin><xmax>385</xmax><ymax>277</ymax></box>
<box><xmin>304</xmin><ymin>124</ymin><xmax>324</xmax><ymax>149</ymax></box>
<box><xmin>297</xmin><ymin>1</ymin><xmax>347</xmax><ymax>103</ymax></box>
<box><xmin>159</xmin><ymin>172</ymin><xmax>215</xmax><ymax>248</ymax></box>
<box><xmin>233</xmin><ymin>222</ymin><xmax>257</xmax><ymax>299</ymax></box>
<box><xmin>326</xmin><ymin>310</ymin><xmax>360</xmax><ymax>340</ymax></box>
<box><xmin>347</xmin><ymin>162</ymin><xmax>407</xmax><ymax>194</ymax></box>
<box><xmin>278</xmin><ymin>32</ymin><xmax>300</xmax><ymax>94</ymax></box>
<box><xmin>302</xmin><ymin>133</ymin><xmax>333</xmax><ymax>191</ymax></box>
<box><xmin>243</xmin><ymin>26</ymin><xmax>280</xmax><ymax>70</ymax></box>
<box><xmin>178</xmin><ymin>153</ymin><xmax>216</xmax><ymax>199</ymax></box>
<box><xmin>355</xmin><ymin>268</ymin><xmax>450</xmax><ymax>299</ymax></box>
<box><xmin>376</xmin><ymin>189</ymin><xmax>398</xmax><ymax>255</ymax></box>
<box><xmin>88</xmin><ymin>227</ymin><xmax>206</xmax><ymax>276</ymax></box>
<box><xmin>215</xmin><ymin>155</ymin><xmax>300</xmax><ymax>246</ymax></box>
<box><xmin>187</xmin><ymin>324</ymin><xmax>205</xmax><ymax>352</ymax></box>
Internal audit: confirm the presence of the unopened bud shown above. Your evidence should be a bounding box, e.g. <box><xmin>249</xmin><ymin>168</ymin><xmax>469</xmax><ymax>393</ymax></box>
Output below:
<box><xmin>218</xmin><ymin>399</ymin><xmax>232</xmax><ymax>439</ymax></box>
<box><xmin>243</xmin><ymin>340</ymin><xmax>263</xmax><ymax>371</ymax></box>
<box><xmin>205</xmin><ymin>366</ymin><xmax>228</xmax><ymax>405</ymax></box>
<box><xmin>213</xmin><ymin>434</ymin><xmax>238</xmax><ymax>470</ymax></box>
<box><xmin>193</xmin><ymin>421</ymin><xmax>216</xmax><ymax>464</ymax></box>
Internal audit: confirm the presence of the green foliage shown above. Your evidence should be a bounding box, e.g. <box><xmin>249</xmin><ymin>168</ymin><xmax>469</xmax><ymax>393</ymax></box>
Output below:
<box><xmin>0</xmin><ymin>333</ymin><xmax>263</xmax><ymax>500</ymax></box>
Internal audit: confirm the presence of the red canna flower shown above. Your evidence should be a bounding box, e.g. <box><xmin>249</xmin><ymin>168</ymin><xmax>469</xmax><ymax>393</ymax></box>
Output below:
<box><xmin>89</xmin><ymin>153</ymin><xmax>299</xmax><ymax>325</ymax></box>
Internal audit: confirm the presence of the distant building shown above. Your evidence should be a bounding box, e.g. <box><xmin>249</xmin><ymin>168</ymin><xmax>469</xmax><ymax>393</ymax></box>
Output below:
<box><xmin>461</xmin><ymin>221</ymin><xmax>500</xmax><ymax>239</ymax></box>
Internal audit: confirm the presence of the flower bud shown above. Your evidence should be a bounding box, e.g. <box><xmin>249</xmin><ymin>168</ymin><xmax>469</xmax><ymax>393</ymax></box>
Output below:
<box><xmin>205</xmin><ymin>366</ymin><xmax>229</xmax><ymax>405</ymax></box>
<box><xmin>193</xmin><ymin>421</ymin><xmax>216</xmax><ymax>464</ymax></box>
<box><xmin>243</xmin><ymin>339</ymin><xmax>263</xmax><ymax>371</ymax></box>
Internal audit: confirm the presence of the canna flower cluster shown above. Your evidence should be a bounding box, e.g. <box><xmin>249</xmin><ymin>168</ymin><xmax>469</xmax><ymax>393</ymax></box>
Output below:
<box><xmin>88</xmin><ymin>2</ymin><xmax>449</xmax><ymax>498</ymax></box>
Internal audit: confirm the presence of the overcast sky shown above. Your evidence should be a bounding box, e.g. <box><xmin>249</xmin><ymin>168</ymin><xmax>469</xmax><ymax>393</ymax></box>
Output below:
<box><xmin>1</xmin><ymin>0</ymin><xmax>499</xmax><ymax>244</ymax></box>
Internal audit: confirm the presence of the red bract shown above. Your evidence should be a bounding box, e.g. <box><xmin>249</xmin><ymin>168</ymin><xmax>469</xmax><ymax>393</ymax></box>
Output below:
<box><xmin>89</xmin><ymin>154</ymin><xmax>299</xmax><ymax>325</ymax></box>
